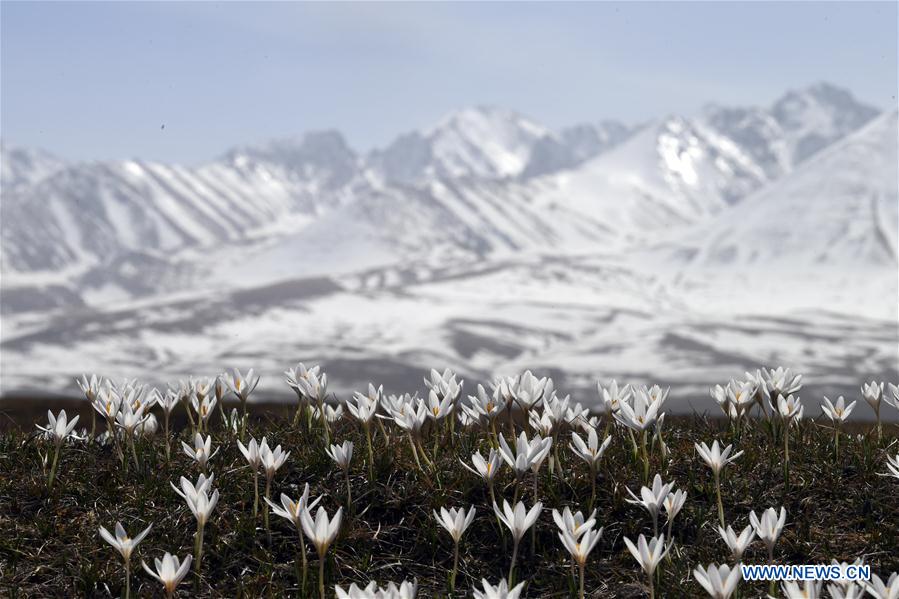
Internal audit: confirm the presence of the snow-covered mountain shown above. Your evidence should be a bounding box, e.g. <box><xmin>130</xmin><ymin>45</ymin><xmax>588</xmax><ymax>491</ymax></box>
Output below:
<box><xmin>1</xmin><ymin>83</ymin><xmax>895</xmax><ymax>407</ymax></box>
<box><xmin>0</xmin><ymin>144</ymin><xmax>66</xmax><ymax>191</ymax></box>
<box><xmin>691</xmin><ymin>108</ymin><xmax>898</xmax><ymax>268</ymax></box>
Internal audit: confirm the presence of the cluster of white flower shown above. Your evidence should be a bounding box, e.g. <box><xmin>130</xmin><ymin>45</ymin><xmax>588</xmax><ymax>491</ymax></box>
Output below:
<box><xmin>29</xmin><ymin>364</ymin><xmax>899</xmax><ymax>599</ymax></box>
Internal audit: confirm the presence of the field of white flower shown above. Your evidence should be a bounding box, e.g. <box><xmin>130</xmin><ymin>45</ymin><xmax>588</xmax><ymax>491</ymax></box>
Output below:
<box><xmin>2</xmin><ymin>367</ymin><xmax>898</xmax><ymax>598</ymax></box>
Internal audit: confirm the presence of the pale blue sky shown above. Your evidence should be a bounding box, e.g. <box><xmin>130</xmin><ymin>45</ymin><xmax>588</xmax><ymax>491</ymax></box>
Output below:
<box><xmin>2</xmin><ymin>1</ymin><xmax>896</xmax><ymax>164</ymax></box>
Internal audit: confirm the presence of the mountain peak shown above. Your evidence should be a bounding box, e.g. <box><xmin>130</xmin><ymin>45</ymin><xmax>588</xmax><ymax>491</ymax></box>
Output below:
<box><xmin>222</xmin><ymin>129</ymin><xmax>358</xmax><ymax>188</ymax></box>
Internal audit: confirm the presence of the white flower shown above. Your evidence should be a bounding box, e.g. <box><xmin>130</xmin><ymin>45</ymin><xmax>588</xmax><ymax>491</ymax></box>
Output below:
<box><xmin>99</xmin><ymin>521</ymin><xmax>152</xmax><ymax>563</ymax></box>
<box><xmin>886</xmin><ymin>383</ymin><xmax>899</xmax><ymax>411</ymax></box>
<box><xmin>285</xmin><ymin>363</ymin><xmax>327</xmax><ymax>403</ymax></box>
<box><xmin>552</xmin><ymin>507</ymin><xmax>597</xmax><ymax>539</ymax></box>
<box><xmin>623</xmin><ymin>533</ymin><xmax>670</xmax><ymax>576</ymax></box>
<box><xmin>558</xmin><ymin>522</ymin><xmax>603</xmax><ymax>568</ymax></box>
<box><xmin>76</xmin><ymin>374</ymin><xmax>103</xmax><ymax>402</ymax></box>
<box><xmin>265</xmin><ymin>484</ymin><xmax>322</xmax><ymax>528</ymax></box>
<box><xmin>424</xmin><ymin>368</ymin><xmax>463</xmax><ymax>405</ymax></box>
<box><xmin>760</xmin><ymin>367</ymin><xmax>803</xmax><ymax>397</ymax></box>
<box><xmin>821</xmin><ymin>396</ymin><xmax>856</xmax><ymax>423</ymax></box>
<box><xmin>225</xmin><ymin>368</ymin><xmax>261</xmax><ymax>402</ymax></box>
<box><xmin>434</xmin><ymin>506</ymin><xmax>476</xmax><ymax>543</ymax></box>
<box><xmin>171</xmin><ymin>473</ymin><xmax>215</xmax><ymax>503</ymax></box>
<box><xmin>781</xmin><ymin>580</ymin><xmax>823</xmax><ymax>599</ymax></box>
<box><xmin>326</xmin><ymin>441</ymin><xmax>354</xmax><ymax>470</ymax></box>
<box><xmin>861</xmin><ymin>381</ymin><xmax>884</xmax><ymax>415</ymax></box>
<box><xmin>614</xmin><ymin>387</ymin><xmax>663</xmax><ymax>432</ymax></box>
<box><xmin>141</xmin><ymin>552</ymin><xmax>192</xmax><ymax>596</ymax></box>
<box><xmin>827</xmin><ymin>559</ymin><xmax>867</xmax><ymax>599</ymax></box>
<box><xmin>181</xmin><ymin>433</ymin><xmax>218</xmax><ymax>468</ymax></box>
<box><xmin>462</xmin><ymin>384</ymin><xmax>505</xmax><ymax>427</ymax></box>
<box><xmin>773</xmin><ymin>394</ymin><xmax>804</xmax><ymax>423</ymax></box>
<box><xmin>300</xmin><ymin>506</ymin><xmax>343</xmax><ymax>557</ymax></box>
<box><xmin>861</xmin><ymin>572</ymin><xmax>899</xmax><ymax>599</ymax></box>
<box><xmin>36</xmin><ymin>410</ymin><xmax>80</xmax><ymax>445</ymax></box>
<box><xmin>749</xmin><ymin>506</ymin><xmax>787</xmax><ymax>555</ymax></box>
<box><xmin>115</xmin><ymin>403</ymin><xmax>149</xmax><ymax>437</ymax></box>
<box><xmin>190</xmin><ymin>393</ymin><xmax>217</xmax><ymax>426</ymax></box>
<box><xmin>663</xmin><ymin>489</ymin><xmax>687</xmax><ymax>525</ymax></box>
<box><xmin>693</xmin><ymin>563</ymin><xmax>741</xmax><ymax>599</ymax></box>
<box><xmin>498</xmin><ymin>431</ymin><xmax>553</xmax><ymax>477</ymax></box>
<box><xmin>313</xmin><ymin>403</ymin><xmax>344</xmax><ymax>423</ymax></box>
<box><xmin>336</xmin><ymin>580</ymin><xmax>418</xmax><ymax>599</ymax></box>
<box><xmin>717</xmin><ymin>524</ymin><xmax>755</xmax><ymax>562</ymax></box>
<box><xmin>886</xmin><ymin>453</ymin><xmax>899</xmax><ymax>479</ymax></box>
<box><xmin>493</xmin><ymin>499</ymin><xmax>542</xmax><ymax>542</ymax></box>
<box><xmin>348</xmin><ymin>384</ymin><xmax>382</xmax><ymax>424</ymax></box>
<box><xmin>461</xmin><ymin>448</ymin><xmax>503</xmax><ymax>482</ymax></box>
<box><xmin>625</xmin><ymin>474</ymin><xmax>675</xmax><ymax>531</ymax></box>
<box><xmin>512</xmin><ymin>370</ymin><xmax>551</xmax><ymax>411</ymax></box>
<box><xmin>260</xmin><ymin>440</ymin><xmax>290</xmax><ymax>480</ymax></box>
<box><xmin>237</xmin><ymin>436</ymin><xmax>266</xmax><ymax>471</ymax></box>
<box><xmin>93</xmin><ymin>386</ymin><xmax>123</xmax><ymax>422</ymax></box>
<box><xmin>154</xmin><ymin>389</ymin><xmax>180</xmax><ymax>415</ymax></box>
<box><xmin>598</xmin><ymin>379</ymin><xmax>632</xmax><ymax>414</ymax></box>
<box><xmin>695</xmin><ymin>441</ymin><xmax>744</xmax><ymax>476</ymax></box>
<box><xmin>570</xmin><ymin>426</ymin><xmax>613</xmax><ymax>468</ymax></box>
<box><xmin>388</xmin><ymin>395</ymin><xmax>429</xmax><ymax>434</ymax></box>
<box><xmin>473</xmin><ymin>578</ymin><xmax>526</xmax><ymax>599</ymax></box>
<box><xmin>185</xmin><ymin>487</ymin><xmax>219</xmax><ymax>528</ymax></box>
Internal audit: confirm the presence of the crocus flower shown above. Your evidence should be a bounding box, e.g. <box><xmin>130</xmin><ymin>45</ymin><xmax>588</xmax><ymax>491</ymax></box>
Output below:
<box><xmin>781</xmin><ymin>580</ymin><xmax>823</xmax><ymax>599</ymax></box>
<box><xmin>822</xmin><ymin>395</ymin><xmax>856</xmax><ymax>459</ymax></box>
<box><xmin>301</xmin><ymin>505</ymin><xmax>343</xmax><ymax>599</ymax></box>
<box><xmin>826</xmin><ymin>560</ymin><xmax>867</xmax><ymax>599</ymax></box>
<box><xmin>463</xmin><ymin>384</ymin><xmax>506</xmax><ymax>434</ymax></box>
<box><xmin>717</xmin><ymin>524</ymin><xmax>756</xmax><ymax>563</ymax></box>
<box><xmin>599</xmin><ymin>379</ymin><xmax>632</xmax><ymax>415</ymax></box>
<box><xmin>141</xmin><ymin>552</ymin><xmax>192</xmax><ymax>598</ymax></box>
<box><xmin>886</xmin><ymin>453</ymin><xmax>899</xmax><ymax>480</ymax></box>
<box><xmin>386</xmin><ymin>396</ymin><xmax>431</xmax><ymax>471</ymax></box>
<box><xmin>99</xmin><ymin>522</ymin><xmax>152</xmax><ymax>599</ymax></box>
<box><xmin>326</xmin><ymin>441</ymin><xmax>354</xmax><ymax>508</ymax></box>
<box><xmin>265</xmin><ymin>485</ymin><xmax>322</xmax><ymax>593</ymax></box>
<box><xmin>237</xmin><ymin>436</ymin><xmax>266</xmax><ymax>517</ymax></box>
<box><xmin>190</xmin><ymin>393</ymin><xmax>217</xmax><ymax>433</ymax></box>
<box><xmin>434</xmin><ymin>506</ymin><xmax>476</xmax><ymax>591</ymax></box>
<box><xmin>336</xmin><ymin>579</ymin><xmax>418</xmax><ymax>599</ymax></box>
<box><xmin>36</xmin><ymin>409</ymin><xmax>80</xmax><ymax>489</ymax></box>
<box><xmin>115</xmin><ymin>402</ymin><xmax>149</xmax><ymax>470</ymax></box>
<box><xmin>760</xmin><ymin>367</ymin><xmax>803</xmax><ymax>399</ymax></box>
<box><xmin>694</xmin><ymin>563</ymin><xmax>741</xmax><ymax>599</ymax></box>
<box><xmin>493</xmin><ymin>499</ymin><xmax>542</xmax><ymax>585</ymax></box>
<box><xmin>260</xmin><ymin>440</ymin><xmax>290</xmax><ymax>537</ymax></box>
<box><xmin>285</xmin><ymin>362</ymin><xmax>320</xmax><ymax>425</ymax></box>
<box><xmin>626</xmin><ymin>473</ymin><xmax>675</xmax><ymax>536</ymax></box>
<box><xmin>558</xmin><ymin>521</ymin><xmax>603</xmax><ymax>599</ymax></box>
<box><xmin>570</xmin><ymin>426</ymin><xmax>612</xmax><ymax>508</ymax></box>
<box><xmin>171</xmin><ymin>473</ymin><xmax>215</xmax><ymax>503</ymax></box>
<box><xmin>552</xmin><ymin>507</ymin><xmax>597</xmax><ymax>540</ymax></box>
<box><xmin>176</xmin><ymin>474</ymin><xmax>219</xmax><ymax>576</ymax></box>
<box><xmin>349</xmin><ymin>384</ymin><xmax>382</xmax><ymax>480</ymax></box>
<box><xmin>498</xmin><ymin>431</ymin><xmax>552</xmax><ymax>480</ymax></box>
<box><xmin>862</xmin><ymin>381</ymin><xmax>885</xmax><ymax>439</ymax></box>
<box><xmin>623</xmin><ymin>533</ymin><xmax>670</xmax><ymax>599</ymax></box>
<box><xmin>181</xmin><ymin>433</ymin><xmax>218</xmax><ymax>471</ymax></box>
<box><xmin>861</xmin><ymin>572</ymin><xmax>899</xmax><ymax>599</ymax></box>
<box><xmin>749</xmin><ymin>506</ymin><xmax>787</xmax><ymax>567</ymax></box>
<box><xmin>473</xmin><ymin>578</ymin><xmax>526</xmax><ymax>599</ymax></box>
<box><xmin>663</xmin><ymin>489</ymin><xmax>687</xmax><ymax>539</ymax></box>
<box><xmin>225</xmin><ymin>367</ymin><xmax>260</xmax><ymax>439</ymax></box>
<box><xmin>695</xmin><ymin>440</ymin><xmax>742</xmax><ymax>527</ymax></box>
